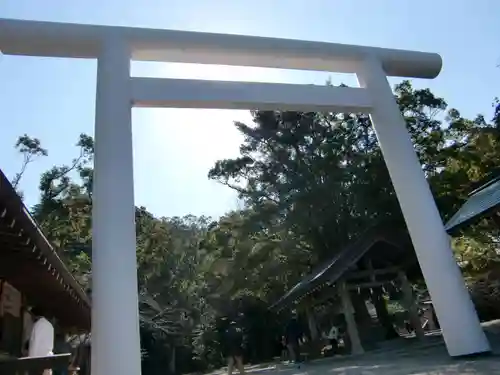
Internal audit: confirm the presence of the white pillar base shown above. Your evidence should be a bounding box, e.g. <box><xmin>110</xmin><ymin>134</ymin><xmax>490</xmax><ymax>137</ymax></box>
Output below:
<box><xmin>91</xmin><ymin>37</ymin><xmax>142</xmax><ymax>375</ymax></box>
<box><xmin>356</xmin><ymin>58</ymin><xmax>490</xmax><ymax>357</ymax></box>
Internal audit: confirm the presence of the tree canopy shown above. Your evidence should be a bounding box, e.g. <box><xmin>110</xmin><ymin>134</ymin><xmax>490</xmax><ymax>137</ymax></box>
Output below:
<box><xmin>9</xmin><ymin>80</ymin><xmax>500</xmax><ymax>374</ymax></box>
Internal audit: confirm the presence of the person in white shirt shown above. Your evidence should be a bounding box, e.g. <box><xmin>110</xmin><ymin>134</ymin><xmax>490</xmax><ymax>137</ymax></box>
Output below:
<box><xmin>28</xmin><ymin>306</ymin><xmax>55</xmax><ymax>375</ymax></box>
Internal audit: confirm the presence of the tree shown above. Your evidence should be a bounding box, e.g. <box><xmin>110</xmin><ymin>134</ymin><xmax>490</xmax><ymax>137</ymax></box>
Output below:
<box><xmin>10</xmin><ymin>79</ymin><xmax>500</xmax><ymax>373</ymax></box>
<box><xmin>208</xmin><ymin>80</ymin><xmax>500</xmax><ymax>339</ymax></box>
<box><xmin>11</xmin><ymin>133</ymin><xmax>274</xmax><ymax>372</ymax></box>
<box><xmin>208</xmin><ymin>81</ymin><xmax>451</xmax><ymax>264</ymax></box>
<box><xmin>435</xmin><ymin>105</ymin><xmax>500</xmax><ymax>273</ymax></box>
<box><xmin>11</xmin><ymin>134</ymin><xmax>48</xmax><ymax>191</ymax></box>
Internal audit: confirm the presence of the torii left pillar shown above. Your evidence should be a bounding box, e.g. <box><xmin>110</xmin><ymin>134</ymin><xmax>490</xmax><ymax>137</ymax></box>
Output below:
<box><xmin>91</xmin><ymin>37</ymin><xmax>142</xmax><ymax>375</ymax></box>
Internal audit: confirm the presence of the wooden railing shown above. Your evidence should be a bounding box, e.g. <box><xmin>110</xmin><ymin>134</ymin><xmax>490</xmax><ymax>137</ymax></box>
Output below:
<box><xmin>0</xmin><ymin>353</ymin><xmax>71</xmax><ymax>374</ymax></box>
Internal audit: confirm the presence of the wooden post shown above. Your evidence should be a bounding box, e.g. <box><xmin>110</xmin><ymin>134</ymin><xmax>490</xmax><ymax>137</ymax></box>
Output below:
<box><xmin>339</xmin><ymin>280</ymin><xmax>364</xmax><ymax>355</ymax></box>
<box><xmin>169</xmin><ymin>345</ymin><xmax>176</xmax><ymax>374</ymax></box>
<box><xmin>365</xmin><ymin>259</ymin><xmax>399</xmax><ymax>339</ymax></box>
<box><xmin>305</xmin><ymin>304</ymin><xmax>319</xmax><ymax>341</ymax></box>
<box><xmin>398</xmin><ymin>270</ymin><xmax>425</xmax><ymax>340</ymax></box>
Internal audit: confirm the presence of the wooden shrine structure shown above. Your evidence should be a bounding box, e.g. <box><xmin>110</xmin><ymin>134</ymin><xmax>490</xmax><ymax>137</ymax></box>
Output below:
<box><xmin>270</xmin><ymin>220</ymin><xmax>430</xmax><ymax>355</ymax></box>
<box><xmin>0</xmin><ymin>168</ymin><xmax>90</xmax><ymax>373</ymax></box>
<box><xmin>271</xmin><ymin>172</ymin><xmax>500</xmax><ymax>357</ymax></box>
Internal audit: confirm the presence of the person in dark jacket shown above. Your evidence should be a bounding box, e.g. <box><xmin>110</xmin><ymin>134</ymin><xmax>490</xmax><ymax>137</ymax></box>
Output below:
<box><xmin>220</xmin><ymin>319</ymin><xmax>246</xmax><ymax>375</ymax></box>
<box><xmin>53</xmin><ymin>330</ymin><xmax>72</xmax><ymax>375</ymax></box>
<box><xmin>284</xmin><ymin>313</ymin><xmax>302</xmax><ymax>363</ymax></box>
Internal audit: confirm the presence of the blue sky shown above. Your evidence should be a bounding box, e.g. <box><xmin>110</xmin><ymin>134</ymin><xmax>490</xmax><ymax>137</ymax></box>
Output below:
<box><xmin>1</xmin><ymin>0</ymin><xmax>499</xmax><ymax>219</ymax></box>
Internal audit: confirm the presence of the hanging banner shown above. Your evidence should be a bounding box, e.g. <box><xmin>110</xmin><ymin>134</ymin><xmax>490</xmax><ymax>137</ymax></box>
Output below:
<box><xmin>0</xmin><ymin>281</ymin><xmax>22</xmax><ymax>318</ymax></box>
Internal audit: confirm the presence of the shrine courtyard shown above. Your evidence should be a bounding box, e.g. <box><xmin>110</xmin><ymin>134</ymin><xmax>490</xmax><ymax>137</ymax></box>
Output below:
<box><xmin>209</xmin><ymin>321</ymin><xmax>500</xmax><ymax>375</ymax></box>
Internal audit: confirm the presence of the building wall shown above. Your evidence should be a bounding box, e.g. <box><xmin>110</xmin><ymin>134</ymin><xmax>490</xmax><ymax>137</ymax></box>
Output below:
<box><xmin>0</xmin><ymin>279</ymin><xmax>24</xmax><ymax>357</ymax></box>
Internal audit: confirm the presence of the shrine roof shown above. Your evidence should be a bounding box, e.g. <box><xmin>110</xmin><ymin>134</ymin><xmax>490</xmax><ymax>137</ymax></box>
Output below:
<box><xmin>0</xmin><ymin>169</ymin><xmax>90</xmax><ymax>330</ymax></box>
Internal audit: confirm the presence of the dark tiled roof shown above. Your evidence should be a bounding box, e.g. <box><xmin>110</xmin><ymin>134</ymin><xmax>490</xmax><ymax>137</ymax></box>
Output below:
<box><xmin>445</xmin><ymin>177</ymin><xmax>500</xmax><ymax>233</ymax></box>
<box><xmin>0</xmin><ymin>169</ymin><xmax>90</xmax><ymax>330</ymax></box>
<box><xmin>269</xmin><ymin>223</ymin><xmax>413</xmax><ymax>312</ymax></box>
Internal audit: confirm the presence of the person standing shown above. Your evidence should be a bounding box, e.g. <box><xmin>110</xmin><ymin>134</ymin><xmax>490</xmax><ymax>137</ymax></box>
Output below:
<box><xmin>284</xmin><ymin>313</ymin><xmax>302</xmax><ymax>364</ymax></box>
<box><xmin>53</xmin><ymin>330</ymin><xmax>73</xmax><ymax>375</ymax></box>
<box><xmin>280</xmin><ymin>335</ymin><xmax>288</xmax><ymax>361</ymax></box>
<box><xmin>220</xmin><ymin>319</ymin><xmax>246</xmax><ymax>375</ymax></box>
<box><xmin>28</xmin><ymin>306</ymin><xmax>54</xmax><ymax>375</ymax></box>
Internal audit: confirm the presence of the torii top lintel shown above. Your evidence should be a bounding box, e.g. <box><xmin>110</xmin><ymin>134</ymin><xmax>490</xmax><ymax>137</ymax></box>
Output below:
<box><xmin>0</xmin><ymin>18</ymin><xmax>441</xmax><ymax>79</ymax></box>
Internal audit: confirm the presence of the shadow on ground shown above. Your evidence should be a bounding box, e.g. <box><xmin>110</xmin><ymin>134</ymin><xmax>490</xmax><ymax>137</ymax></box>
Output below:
<box><xmin>272</xmin><ymin>355</ymin><xmax>500</xmax><ymax>375</ymax></box>
<box><xmin>210</xmin><ymin>321</ymin><xmax>500</xmax><ymax>375</ymax></box>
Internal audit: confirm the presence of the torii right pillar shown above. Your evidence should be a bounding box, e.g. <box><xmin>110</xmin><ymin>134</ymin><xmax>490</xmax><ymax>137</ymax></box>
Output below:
<box><xmin>357</xmin><ymin>57</ymin><xmax>490</xmax><ymax>357</ymax></box>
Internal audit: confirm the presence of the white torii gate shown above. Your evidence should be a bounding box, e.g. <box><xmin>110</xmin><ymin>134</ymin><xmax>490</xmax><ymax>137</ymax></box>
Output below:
<box><xmin>0</xmin><ymin>18</ymin><xmax>490</xmax><ymax>374</ymax></box>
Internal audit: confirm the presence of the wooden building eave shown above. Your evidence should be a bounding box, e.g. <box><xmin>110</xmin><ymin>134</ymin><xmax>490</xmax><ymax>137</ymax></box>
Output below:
<box><xmin>0</xmin><ymin>169</ymin><xmax>90</xmax><ymax>330</ymax></box>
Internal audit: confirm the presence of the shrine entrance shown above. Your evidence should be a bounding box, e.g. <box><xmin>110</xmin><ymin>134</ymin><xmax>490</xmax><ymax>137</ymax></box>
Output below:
<box><xmin>0</xmin><ymin>18</ymin><xmax>490</xmax><ymax>375</ymax></box>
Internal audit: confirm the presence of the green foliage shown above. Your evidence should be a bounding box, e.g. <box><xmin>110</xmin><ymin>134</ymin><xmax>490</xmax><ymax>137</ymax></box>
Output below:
<box><xmin>209</xmin><ymin>81</ymin><xmax>458</xmax><ymax>262</ymax></box>
<box><xmin>11</xmin><ymin>134</ymin><xmax>48</xmax><ymax>195</ymax></box>
<box><xmin>10</xmin><ymin>80</ymin><xmax>500</xmax><ymax>373</ymax></box>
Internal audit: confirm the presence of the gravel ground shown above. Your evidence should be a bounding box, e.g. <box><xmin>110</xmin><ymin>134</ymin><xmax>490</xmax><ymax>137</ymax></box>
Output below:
<box><xmin>209</xmin><ymin>321</ymin><xmax>500</xmax><ymax>375</ymax></box>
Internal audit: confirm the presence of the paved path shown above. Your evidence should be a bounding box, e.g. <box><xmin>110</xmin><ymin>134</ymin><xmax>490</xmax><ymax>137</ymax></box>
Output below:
<box><xmin>213</xmin><ymin>352</ymin><xmax>500</xmax><ymax>375</ymax></box>
<box><xmin>267</xmin><ymin>354</ymin><xmax>500</xmax><ymax>375</ymax></box>
<box><xmin>211</xmin><ymin>321</ymin><xmax>500</xmax><ymax>375</ymax></box>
